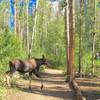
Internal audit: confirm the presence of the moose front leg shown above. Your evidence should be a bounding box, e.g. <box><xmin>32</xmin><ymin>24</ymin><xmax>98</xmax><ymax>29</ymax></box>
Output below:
<box><xmin>29</xmin><ymin>72</ymin><xmax>32</xmax><ymax>90</ymax></box>
<box><xmin>33</xmin><ymin>70</ymin><xmax>43</xmax><ymax>90</ymax></box>
<box><xmin>6</xmin><ymin>71</ymin><xmax>11</xmax><ymax>87</ymax></box>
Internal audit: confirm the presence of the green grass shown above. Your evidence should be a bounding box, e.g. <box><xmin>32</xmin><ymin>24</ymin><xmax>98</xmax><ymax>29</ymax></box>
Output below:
<box><xmin>0</xmin><ymin>74</ymin><xmax>7</xmax><ymax>100</ymax></box>
<box><xmin>0</xmin><ymin>86</ymin><xmax>6</xmax><ymax>100</ymax></box>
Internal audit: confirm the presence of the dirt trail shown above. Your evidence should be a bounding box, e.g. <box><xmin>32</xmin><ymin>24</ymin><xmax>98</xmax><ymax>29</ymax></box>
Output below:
<box><xmin>7</xmin><ymin>68</ymin><xmax>73</xmax><ymax>100</ymax></box>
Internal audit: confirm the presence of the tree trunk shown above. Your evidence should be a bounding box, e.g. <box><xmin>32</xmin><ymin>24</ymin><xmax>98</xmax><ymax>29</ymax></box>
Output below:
<box><xmin>67</xmin><ymin>0</ymin><xmax>75</xmax><ymax>81</ymax></box>
<box><xmin>78</xmin><ymin>0</ymin><xmax>83</xmax><ymax>77</ymax></box>
<box><xmin>92</xmin><ymin>33</ymin><xmax>95</xmax><ymax>75</ymax></box>
<box><xmin>28</xmin><ymin>0</ymin><xmax>39</xmax><ymax>58</ymax></box>
<box><xmin>26</xmin><ymin>0</ymin><xmax>30</xmax><ymax>58</ymax></box>
<box><xmin>14</xmin><ymin>0</ymin><xmax>17</xmax><ymax>34</ymax></box>
<box><xmin>65</xmin><ymin>0</ymin><xmax>86</xmax><ymax>99</ymax></box>
<box><xmin>65</xmin><ymin>0</ymin><xmax>70</xmax><ymax>82</ymax></box>
<box><xmin>91</xmin><ymin>0</ymin><xmax>96</xmax><ymax>75</ymax></box>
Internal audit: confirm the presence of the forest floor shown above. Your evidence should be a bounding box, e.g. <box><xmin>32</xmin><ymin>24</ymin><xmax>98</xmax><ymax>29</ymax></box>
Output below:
<box><xmin>76</xmin><ymin>77</ymin><xmax>100</xmax><ymax>100</ymax></box>
<box><xmin>6</xmin><ymin>68</ymin><xmax>100</xmax><ymax>100</ymax></box>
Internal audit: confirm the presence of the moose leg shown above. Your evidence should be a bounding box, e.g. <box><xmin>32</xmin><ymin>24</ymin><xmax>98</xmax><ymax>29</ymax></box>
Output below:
<box><xmin>6</xmin><ymin>66</ymin><xmax>16</xmax><ymax>87</ymax></box>
<box><xmin>33</xmin><ymin>70</ymin><xmax>43</xmax><ymax>90</ymax></box>
<box><xmin>5</xmin><ymin>70</ymin><xmax>14</xmax><ymax>87</ymax></box>
<box><xmin>29</xmin><ymin>72</ymin><xmax>32</xmax><ymax>90</ymax></box>
<box><xmin>5</xmin><ymin>71</ymin><xmax>11</xmax><ymax>87</ymax></box>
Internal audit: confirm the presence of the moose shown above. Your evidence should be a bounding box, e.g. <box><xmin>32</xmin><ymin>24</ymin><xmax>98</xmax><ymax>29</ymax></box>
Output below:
<box><xmin>6</xmin><ymin>55</ymin><xmax>50</xmax><ymax>90</ymax></box>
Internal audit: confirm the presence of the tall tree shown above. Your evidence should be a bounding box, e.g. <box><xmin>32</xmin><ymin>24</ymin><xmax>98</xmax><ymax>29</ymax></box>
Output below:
<box><xmin>65</xmin><ymin>1</ymin><xmax>86</xmax><ymax>99</ymax></box>
<box><xmin>64</xmin><ymin>0</ymin><xmax>69</xmax><ymax>81</ymax></box>
<box><xmin>14</xmin><ymin>0</ymin><xmax>17</xmax><ymax>34</ymax></box>
<box><xmin>26</xmin><ymin>0</ymin><xmax>29</xmax><ymax>58</ymax></box>
<box><xmin>28</xmin><ymin>0</ymin><xmax>38</xmax><ymax>58</ymax></box>
<box><xmin>65</xmin><ymin>0</ymin><xmax>75</xmax><ymax>81</ymax></box>
<box><xmin>78</xmin><ymin>0</ymin><xmax>83</xmax><ymax>76</ymax></box>
<box><xmin>92</xmin><ymin>0</ymin><xmax>96</xmax><ymax>75</ymax></box>
<box><xmin>68</xmin><ymin>0</ymin><xmax>75</xmax><ymax>81</ymax></box>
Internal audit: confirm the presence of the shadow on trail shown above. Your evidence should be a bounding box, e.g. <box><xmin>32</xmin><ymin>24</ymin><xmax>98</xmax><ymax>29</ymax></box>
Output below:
<box><xmin>41</xmin><ymin>72</ymin><xmax>65</xmax><ymax>77</ymax></box>
<box><xmin>83</xmin><ymin>90</ymin><xmax>100</xmax><ymax>100</ymax></box>
<box><xmin>33</xmin><ymin>78</ymin><xmax>65</xmax><ymax>85</ymax></box>
<box><xmin>12</xmin><ymin>71</ymin><xmax>74</xmax><ymax>100</ymax></box>
<box><xmin>78</xmin><ymin>81</ymin><xmax>100</xmax><ymax>87</ymax></box>
<box><xmin>12</xmin><ymin>71</ymin><xmax>100</xmax><ymax>100</ymax></box>
<box><xmin>22</xmin><ymin>72</ymin><xmax>66</xmax><ymax>85</ymax></box>
<box><xmin>15</xmin><ymin>84</ymin><xmax>73</xmax><ymax>100</ymax></box>
<box><xmin>77</xmin><ymin>80</ymin><xmax>100</xmax><ymax>100</ymax></box>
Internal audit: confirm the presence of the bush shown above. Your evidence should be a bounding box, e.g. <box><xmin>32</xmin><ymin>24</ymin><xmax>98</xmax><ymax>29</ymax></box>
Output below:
<box><xmin>0</xmin><ymin>30</ymin><xmax>27</xmax><ymax>73</ymax></box>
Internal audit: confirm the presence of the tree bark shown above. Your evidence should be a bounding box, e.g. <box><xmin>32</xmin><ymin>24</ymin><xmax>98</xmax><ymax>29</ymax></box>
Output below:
<box><xmin>67</xmin><ymin>0</ymin><xmax>75</xmax><ymax>81</ymax></box>
<box><xmin>65</xmin><ymin>0</ymin><xmax>86</xmax><ymax>99</ymax></box>
<box><xmin>65</xmin><ymin>0</ymin><xmax>70</xmax><ymax>82</ymax></box>
<box><xmin>14</xmin><ymin>0</ymin><xmax>17</xmax><ymax>34</ymax></box>
<box><xmin>26</xmin><ymin>0</ymin><xmax>30</xmax><ymax>58</ymax></box>
<box><xmin>28</xmin><ymin>0</ymin><xmax>39</xmax><ymax>58</ymax></box>
<box><xmin>92</xmin><ymin>33</ymin><xmax>95</xmax><ymax>75</ymax></box>
<box><xmin>78</xmin><ymin>0</ymin><xmax>83</xmax><ymax>77</ymax></box>
<box><xmin>91</xmin><ymin>0</ymin><xmax>96</xmax><ymax>75</ymax></box>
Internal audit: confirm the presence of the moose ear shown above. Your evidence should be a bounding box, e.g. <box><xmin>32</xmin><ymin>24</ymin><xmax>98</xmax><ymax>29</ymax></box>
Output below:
<box><xmin>42</xmin><ymin>55</ymin><xmax>45</xmax><ymax>59</ymax></box>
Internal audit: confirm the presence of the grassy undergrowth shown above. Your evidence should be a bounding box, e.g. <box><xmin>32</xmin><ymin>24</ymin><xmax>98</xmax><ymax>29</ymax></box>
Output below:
<box><xmin>0</xmin><ymin>74</ymin><xmax>7</xmax><ymax>100</ymax></box>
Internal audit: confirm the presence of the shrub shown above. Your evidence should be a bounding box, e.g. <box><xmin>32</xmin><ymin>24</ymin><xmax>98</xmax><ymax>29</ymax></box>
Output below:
<box><xmin>0</xmin><ymin>30</ymin><xmax>27</xmax><ymax>73</ymax></box>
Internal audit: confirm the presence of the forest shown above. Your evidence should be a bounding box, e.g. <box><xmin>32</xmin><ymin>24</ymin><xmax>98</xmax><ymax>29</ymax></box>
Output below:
<box><xmin>0</xmin><ymin>0</ymin><xmax>100</xmax><ymax>100</ymax></box>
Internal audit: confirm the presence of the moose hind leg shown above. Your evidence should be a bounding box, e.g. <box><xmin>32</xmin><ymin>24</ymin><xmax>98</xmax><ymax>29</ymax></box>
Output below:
<box><xmin>6</xmin><ymin>67</ymin><xmax>16</xmax><ymax>87</ymax></box>
<box><xmin>5</xmin><ymin>71</ymin><xmax>12</xmax><ymax>87</ymax></box>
